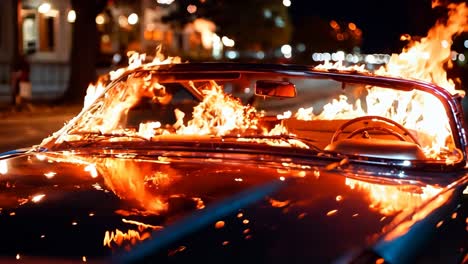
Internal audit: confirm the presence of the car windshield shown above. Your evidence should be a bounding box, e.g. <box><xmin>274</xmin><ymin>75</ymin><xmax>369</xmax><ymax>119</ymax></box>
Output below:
<box><xmin>45</xmin><ymin>69</ymin><xmax>461</xmax><ymax>163</ymax></box>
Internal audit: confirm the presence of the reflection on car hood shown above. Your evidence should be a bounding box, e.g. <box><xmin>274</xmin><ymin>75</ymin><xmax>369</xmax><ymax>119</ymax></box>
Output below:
<box><xmin>0</xmin><ymin>152</ymin><xmax>455</xmax><ymax>262</ymax></box>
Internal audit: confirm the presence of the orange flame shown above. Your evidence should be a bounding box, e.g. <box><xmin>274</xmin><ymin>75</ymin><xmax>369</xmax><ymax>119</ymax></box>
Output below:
<box><xmin>308</xmin><ymin>3</ymin><xmax>468</xmax><ymax>159</ymax></box>
<box><xmin>375</xmin><ymin>3</ymin><xmax>468</xmax><ymax>92</ymax></box>
<box><xmin>103</xmin><ymin>218</ymin><xmax>163</xmax><ymax>248</ymax></box>
<box><xmin>95</xmin><ymin>158</ymin><xmax>173</xmax><ymax>214</ymax></box>
<box><xmin>175</xmin><ymin>81</ymin><xmax>259</xmax><ymax>136</ymax></box>
<box><xmin>345</xmin><ymin>178</ymin><xmax>442</xmax><ymax>216</ymax></box>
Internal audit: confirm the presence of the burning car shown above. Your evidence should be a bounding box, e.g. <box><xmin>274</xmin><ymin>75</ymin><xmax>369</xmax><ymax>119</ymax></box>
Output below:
<box><xmin>0</xmin><ymin>3</ymin><xmax>468</xmax><ymax>263</ymax></box>
<box><xmin>0</xmin><ymin>61</ymin><xmax>466</xmax><ymax>263</ymax></box>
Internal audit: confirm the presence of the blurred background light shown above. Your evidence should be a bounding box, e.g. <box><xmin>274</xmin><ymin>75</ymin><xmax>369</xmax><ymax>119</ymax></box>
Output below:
<box><xmin>263</xmin><ymin>9</ymin><xmax>272</xmax><ymax>18</ymax></box>
<box><xmin>296</xmin><ymin>43</ymin><xmax>306</xmax><ymax>52</ymax></box>
<box><xmin>127</xmin><ymin>13</ymin><xmax>139</xmax><ymax>25</ymax></box>
<box><xmin>256</xmin><ymin>51</ymin><xmax>265</xmax><ymax>59</ymax></box>
<box><xmin>281</xmin><ymin>44</ymin><xmax>292</xmax><ymax>55</ymax></box>
<box><xmin>67</xmin><ymin>10</ymin><xmax>76</xmax><ymax>23</ymax></box>
<box><xmin>222</xmin><ymin>36</ymin><xmax>235</xmax><ymax>47</ymax></box>
<box><xmin>118</xmin><ymin>15</ymin><xmax>128</xmax><ymax>28</ymax></box>
<box><xmin>95</xmin><ymin>14</ymin><xmax>105</xmax><ymax>25</ymax></box>
<box><xmin>38</xmin><ymin>3</ymin><xmax>51</xmax><ymax>14</ymax></box>
<box><xmin>226</xmin><ymin>50</ymin><xmax>239</xmax><ymax>59</ymax></box>
<box><xmin>157</xmin><ymin>0</ymin><xmax>175</xmax><ymax>4</ymax></box>
<box><xmin>187</xmin><ymin>5</ymin><xmax>197</xmax><ymax>14</ymax></box>
<box><xmin>275</xmin><ymin>17</ymin><xmax>285</xmax><ymax>28</ymax></box>
<box><xmin>459</xmin><ymin>54</ymin><xmax>466</xmax><ymax>62</ymax></box>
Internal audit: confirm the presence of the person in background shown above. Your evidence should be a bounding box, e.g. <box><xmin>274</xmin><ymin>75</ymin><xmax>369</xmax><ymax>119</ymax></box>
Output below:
<box><xmin>10</xmin><ymin>54</ymin><xmax>30</xmax><ymax>110</ymax></box>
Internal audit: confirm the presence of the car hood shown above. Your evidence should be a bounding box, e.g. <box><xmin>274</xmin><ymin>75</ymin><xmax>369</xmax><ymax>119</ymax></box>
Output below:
<box><xmin>0</xmin><ymin>151</ymin><xmax>459</xmax><ymax>262</ymax></box>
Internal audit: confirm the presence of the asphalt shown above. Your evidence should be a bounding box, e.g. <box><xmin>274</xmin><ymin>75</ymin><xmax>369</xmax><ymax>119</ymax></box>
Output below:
<box><xmin>0</xmin><ymin>98</ymin><xmax>84</xmax><ymax>152</ymax></box>
<box><xmin>0</xmin><ymin>99</ymin><xmax>83</xmax><ymax>120</ymax></box>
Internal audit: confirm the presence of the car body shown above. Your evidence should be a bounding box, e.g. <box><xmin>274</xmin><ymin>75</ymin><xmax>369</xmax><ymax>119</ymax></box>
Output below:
<box><xmin>0</xmin><ymin>63</ymin><xmax>467</xmax><ymax>263</ymax></box>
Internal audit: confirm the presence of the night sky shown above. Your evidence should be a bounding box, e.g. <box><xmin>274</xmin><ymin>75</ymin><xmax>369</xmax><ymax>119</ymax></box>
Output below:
<box><xmin>290</xmin><ymin>0</ymin><xmax>443</xmax><ymax>53</ymax></box>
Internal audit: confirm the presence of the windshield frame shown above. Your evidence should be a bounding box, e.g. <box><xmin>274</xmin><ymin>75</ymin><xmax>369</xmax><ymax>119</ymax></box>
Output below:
<box><xmin>41</xmin><ymin>63</ymin><xmax>468</xmax><ymax>169</ymax></box>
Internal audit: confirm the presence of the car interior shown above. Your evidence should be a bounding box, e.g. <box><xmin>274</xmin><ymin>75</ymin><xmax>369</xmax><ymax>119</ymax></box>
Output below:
<box><xmin>93</xmin><ymin>71</ymin><xmax>461</xmax><ymax>162</ymax></box>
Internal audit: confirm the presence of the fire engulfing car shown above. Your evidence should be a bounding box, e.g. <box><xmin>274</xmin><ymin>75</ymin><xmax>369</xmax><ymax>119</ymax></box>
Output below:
<box><xmin>0</xmin><ymin>60</ymin><xmax>466</xmax><ymax>263</ymax></box>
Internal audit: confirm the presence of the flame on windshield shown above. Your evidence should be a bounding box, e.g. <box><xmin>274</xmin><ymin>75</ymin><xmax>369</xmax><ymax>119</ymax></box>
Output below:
<box><xmin>310</xmin><ymin>2</ymin><xmax>468</xmax><ymax>159</ymax></box>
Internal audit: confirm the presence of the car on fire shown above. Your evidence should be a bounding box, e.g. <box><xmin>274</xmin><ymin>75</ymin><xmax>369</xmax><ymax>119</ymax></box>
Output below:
<box><xmin>0</xmin><ymin>60</ymin><xmax>466</xmax><ymax>263</ymax></box>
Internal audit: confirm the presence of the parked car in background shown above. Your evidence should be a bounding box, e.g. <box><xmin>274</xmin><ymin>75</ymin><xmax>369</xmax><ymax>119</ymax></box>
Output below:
<box><xmin>0</xmin><ymin>62</ymin><xmax>466</xmax><ymax>263</ymax></box>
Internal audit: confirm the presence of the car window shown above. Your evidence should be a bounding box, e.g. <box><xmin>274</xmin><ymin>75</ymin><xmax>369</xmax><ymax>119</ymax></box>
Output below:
<box><xmin>126</xmin><ymin>83</ymin><xmax>199</xmax><ymax>128</ymax></box>
<box><xmin>56</xmin><ymin>70</ymin><xmax>461</xmax><ymax>165</ymax></box>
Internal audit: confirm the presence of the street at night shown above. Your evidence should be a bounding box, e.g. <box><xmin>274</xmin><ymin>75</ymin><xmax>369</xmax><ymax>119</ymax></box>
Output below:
<box><xmin>0</xmin><ymin>104</ymin><xmax>80</xmax><ymax>152</ymax></box>
<box><xmin>0</xmin><ymin>0</ymin><xmax>467</xmax><ymax>263</ymax></box>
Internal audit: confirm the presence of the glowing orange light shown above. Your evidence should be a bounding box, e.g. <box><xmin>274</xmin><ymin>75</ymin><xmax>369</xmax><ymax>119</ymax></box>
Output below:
<box><xmin>44</xmin><ymin>172</ymin><xmax>56</xmax><ymax>179</ymax></box>
<box><xmin>326</xmin><ymin>209</ymin><xmax>338</xmax><ymax>216</ymax></box>
<box><xmin>215</xmin><ymin>221</ymin><xmax>225</xmax><ymax>229</ymax></box>
<box><xmin>345</xmin><ymin>178</ymin><xmax>442</xmax><ymax>215</ymax></box>
<box><xmin>0</xmin><ymin>160</ymin><xmax>7</xmax><ymax>175</ymax></box>
<box><xmin>313</xmin><ymin>3</ymin><xmax>468</xmax><ymax>160</ymax></box>
<box><xmin>31</xmin><ymin>194</ymin><xmax>45</xmax><ymax>203</ymax></box>
<box><xmin>268</xmin><ymin>198</ymin><xmax>290</xmax><ymax>208</ymax></box>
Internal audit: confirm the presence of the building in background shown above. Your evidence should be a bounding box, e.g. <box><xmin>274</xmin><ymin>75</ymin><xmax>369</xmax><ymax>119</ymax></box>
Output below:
<box><xmin>0</xmin><ymin>0</ymin><xmax>72</xmax><ymax>101</ymax></box>
<box><xmin>0</xmin><ymin>0</ymin><xmax>218</xmax><ymax>101</ymax></box>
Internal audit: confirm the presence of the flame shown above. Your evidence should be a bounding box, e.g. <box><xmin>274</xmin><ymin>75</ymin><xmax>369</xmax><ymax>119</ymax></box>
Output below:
<box><xmin>308</xmin><ymin>3</ymin><xmax>468</xmax><ymax>159</ymax></box>
<box><xmin>345</xmin><ymin>178</ymin><xmax>442</xmax><ymax>216</ymax></box>
<box><xmin>30</xmin><ymin>5</ymin><xmax>466</xmax><ymax>238</ymax></box>
<box><xmin>31</xmin><ymin>194</ymin><xmax>45</xmax><ymax>203</ymax></box>
<box><xmin>109</xmin><ymin>46</ymin><xmax>182</xmax><ymax>82</ymax></box>
<box><xmin>268</xmin><ymin>198</ymin><xmax>290</xmax><ymax>208</ymax></box>
<box><xmin>175</xmin><ymin>81</ymin><xmax>259</xmax><ymax>136</ymax></box>
<box><xmin>383</xmin><ymin>188</ymin><xmax>453</xmax><ymax>241</ymax></box>
<box><xmin>94</xmin><ymin>158</ymin><xmax>171</xmax><ymax>214</ymax></box>
<box><xmin>84</xmin><ymin>164</ymin><xmax>98</xmax><ymax>178</ymax></box>
<box><xmin>104</xmin><ymin>218</ymin><xmax>162</xmax><ymax>248</ymax></box>
<box><xmin>376</xmin><ymin>3</ymin><xmax>468</xmax><ymax>92</ymax></box>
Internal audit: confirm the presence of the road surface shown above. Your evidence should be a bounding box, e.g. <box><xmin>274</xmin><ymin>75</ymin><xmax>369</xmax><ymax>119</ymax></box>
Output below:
<box><xmin>0</xmin><ymin>106</ymin><xmax>81</xmax><ymax>153</ymax></box>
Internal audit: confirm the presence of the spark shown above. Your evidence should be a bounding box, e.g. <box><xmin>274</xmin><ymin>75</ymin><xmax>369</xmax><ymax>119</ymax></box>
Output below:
<box><xmin>31</xmin><ymin>194</ymin><xmax>45</xmax><ymax>203</ymax></box>
<box><xmin>326</xmin><ymin>209</ymin><xmax>338</xmax><ymax>216</ymax></box>
<box><xmin>215</xmin><ymin>221</ymin><xmax>225</xmax><ymax>229</ymax></box>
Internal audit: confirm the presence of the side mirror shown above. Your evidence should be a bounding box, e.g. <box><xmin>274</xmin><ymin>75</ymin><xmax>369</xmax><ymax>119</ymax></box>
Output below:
<box><xmin>255</xmin><ymin>80</ymin><xmax>296</xmax><ymax>98</ymax></box>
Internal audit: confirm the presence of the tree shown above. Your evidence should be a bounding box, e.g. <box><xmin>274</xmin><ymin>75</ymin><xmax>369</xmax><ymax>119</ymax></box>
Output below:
<box><xmin>163</xmin><ymin>0</ymin><xmax>292</xmax><ymax>53</ymax></box>
<box><xmin>210</xmin><ymin>0</ymin><xmax>292</xmax><ymax>52</ymax></box>
<box><xmin>62</xmin><ymin>0</ymin><xmax>107</xmax><ymax>103</ymax></box>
